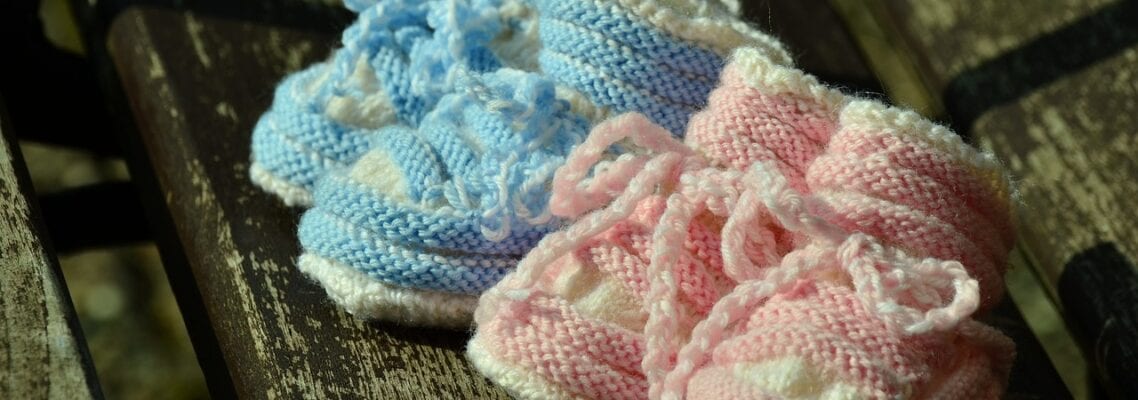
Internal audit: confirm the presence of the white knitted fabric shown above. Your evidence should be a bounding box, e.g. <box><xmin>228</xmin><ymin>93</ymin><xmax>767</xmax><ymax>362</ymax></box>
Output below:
<box><xmin>298</xmin><ymin>254</ymin><xmax>478</xmax><ymax>328</ymax></box>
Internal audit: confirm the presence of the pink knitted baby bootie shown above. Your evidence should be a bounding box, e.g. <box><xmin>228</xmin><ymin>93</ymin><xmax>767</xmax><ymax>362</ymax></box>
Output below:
<box><xmin>469</xmin><ymin>47</ymin><xmax>1018</xmax><ymax>399</ymax></box>
<box><xmin>657</xmin><ymin>76</ymin><xmax>1017</xmax><ymax>398</ymax></box>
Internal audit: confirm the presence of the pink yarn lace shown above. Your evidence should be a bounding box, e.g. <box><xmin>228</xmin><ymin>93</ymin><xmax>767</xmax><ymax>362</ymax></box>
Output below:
<box><xmin>490</xmin><ymin>112</ymin><xmax>1000</xmax><ymax>397</ymax></box>
<box><xmin>472</xmin><ymin>48</ymin><xmax>1016</xmax><ymax>399</ymax></box>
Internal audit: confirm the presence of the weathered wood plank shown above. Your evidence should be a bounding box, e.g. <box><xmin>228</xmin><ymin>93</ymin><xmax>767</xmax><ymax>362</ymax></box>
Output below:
<box><xmin>0</xmin><ymin>97</ymin><xmax>102</xmax><ymax>397</ymax></box>
<box><xmin>871</xmin><ymin>1</ymin><xmax>1138</xmax><ymax>398</ymax></box>
<box><xmin>106</xmin><ymin>7</ymin><xmax>510</xmax><ymax>398</ymax></box>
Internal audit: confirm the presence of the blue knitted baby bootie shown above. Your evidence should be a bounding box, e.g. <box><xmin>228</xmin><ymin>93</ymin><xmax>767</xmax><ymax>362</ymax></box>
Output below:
<box><xmin>294</xmin><ymin>0</ymin><xmax>792</xmax><ymax>327</ymax></box>
<box><xmin>297</xmin><ymin>69</ymin><xmax>589</xmax><ymax>327</ymax></box>
<box><xmin>250</xmin><ymin>0</ymin><xmax>539</xmax><ymax>206</ymax></box>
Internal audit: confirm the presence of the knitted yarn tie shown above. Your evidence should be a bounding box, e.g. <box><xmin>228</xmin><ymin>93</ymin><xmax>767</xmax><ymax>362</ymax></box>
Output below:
<box><xmin>297</xmin><ymin>69</ymin><xmax>590</xmax><ymax>326</ymax></box>
<box><xmin>295</xmin><ymin>0</ymin><xmax>795</xmax><ymax>327</ymax></box>
<box><xmin>470</xmin><ymin>46</ymin><xmax>1016</xmax><ymax>399</ymax></box>
<box><xmin>680</xmin><ymin>282</ymin><xmax>1014</xmax><ymax>399</ymax></box>
<box><xmin>646</xmin><ymin>163</ymin><xmax>991</xmax><ymax>399</ymax></box>
<box><xmin>250</xmin><ymin>0</ymin><xmax>537</xmax><ymax>205</ymax></box>
<box><xmin>490</xmin><ymin>113</ymin><xmax>987</xmax><ymax>398</ymax></box>
<box><xmin>683</xmin><ymin>48</ymin><xmax>1015</xmax><ymax>309</ymax></box>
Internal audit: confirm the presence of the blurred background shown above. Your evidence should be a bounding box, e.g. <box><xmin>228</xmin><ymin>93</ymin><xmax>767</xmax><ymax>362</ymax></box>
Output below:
<box><xmin>14</xmin><ymin>1</ymin><xmax>210</xmax><ymax>398</ymax></box>
<box><xmin>22</xmin><ymin>142</ymin><xmax>208</xmax><ymax>400</ymax></box>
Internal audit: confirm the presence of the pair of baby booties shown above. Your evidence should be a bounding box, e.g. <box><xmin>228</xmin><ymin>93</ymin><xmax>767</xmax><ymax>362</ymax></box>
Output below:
<box><xmin>249</xmin><ymin>0</ymin><xmax>1017</xmax><ymax>398</ymax></box>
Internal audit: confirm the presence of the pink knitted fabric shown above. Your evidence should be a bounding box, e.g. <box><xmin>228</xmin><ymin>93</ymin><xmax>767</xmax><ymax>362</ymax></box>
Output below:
<box><xmin>683</xmin><ymin>279</ymin><xmax>1014</xmax><ymax>399</ymax></box>
<box><xmin>682</xmin><ymin>51</ymin><xmax>1015</xmax><ymax>308</ymax></box>
<box><xmin>468</xmin><ymin>47</ymin><xmax>1016</xmax><ymax>399</ymax></box>
<box><xmin>470</xmin><ymin>194</ymin><xmax>716</xmax><ymax>399</ymax></box>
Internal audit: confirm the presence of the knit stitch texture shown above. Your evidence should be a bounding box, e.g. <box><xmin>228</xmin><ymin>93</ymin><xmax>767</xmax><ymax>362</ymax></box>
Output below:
<box><xmin>531</xmin><ymin>0</ymin><xmax>789</xmax><ymax>134</ymax></box>
<box><xmin>295</xmin><ymin>0</ymin><xmax>789</xmax><ymax>327</ymax></box>
<box><xmin>469</xmin><ymin>46</ymin><xmax>1016</xmax><ymax>399</ymax></box>
<box><xmin>298</xmin><ymin>69</ymin><xmax>592</xmax><ymax>327</ymax></box>
<box><xmin>250</xmin><ymin>0</ymin><xmax>539</xmax><ymax>206</ymax></box>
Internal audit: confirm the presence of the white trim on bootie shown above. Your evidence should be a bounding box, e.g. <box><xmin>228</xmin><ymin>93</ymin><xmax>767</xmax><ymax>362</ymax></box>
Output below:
<box><xmin>250</xmin><ymin>162</ymin><xmax>314</xmax><ymax>207</ymax></box>
<box><xmin>297</xmin><ymin>253</ymin><xmax>478</xmax><ymax>328</ymax></box>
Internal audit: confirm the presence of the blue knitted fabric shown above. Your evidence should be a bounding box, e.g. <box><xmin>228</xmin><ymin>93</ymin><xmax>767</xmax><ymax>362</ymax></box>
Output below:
<box><xmin>531</xmin><ymin>0</ymin><xmax>724</xmax><ymax>135</ymax></box>
<box><xmin>250</xmin><ymin>0</ymin><xmax>518</xmax><ymax>205</ymax></box>
<box><xmin>251</xmin><ymin>65</ymin><xmax>375</xmax><ymax>192</ymax></box>
<box><xmin>343</xmin><ymin>0</ymin><xmax>376</xmax><ymax>13</ymax></box>
<box><xmin>294</xmin><ymin>1</ymin><xmax>769</xmax><ymax>301</ymax></box>
<box><xmin>299</xmin><ymin>69</ymin><xmax>589</xmax><ymax>293</ymax></box>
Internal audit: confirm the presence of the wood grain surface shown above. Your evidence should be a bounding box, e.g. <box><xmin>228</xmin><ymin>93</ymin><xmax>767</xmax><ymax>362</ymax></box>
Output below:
<box><xmin>0</xmin><ymin>97</ymin><xmax>101</xmax><ymax>397</ymax></box>
<box><xmin>874</xmin><ymin>1</ymin><xmax>1138</xmax><ymax>397</ymax></box>
<box><xmin>107</xmin><ymin>8</ymin><xmax>509</xmax><ymax>399</ymax></box>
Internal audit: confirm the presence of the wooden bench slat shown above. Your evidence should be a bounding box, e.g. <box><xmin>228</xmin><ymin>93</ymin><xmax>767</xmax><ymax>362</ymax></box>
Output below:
<box><xmin>874</xmin><ymin>1</ymin><xmax>1138</xmax><ymax>397</ymax></box>
<box><xmin>106</xmin><ymin>8</ymin><xmax>510</xmax><ymax>398</ymax></box>
<box><xmin>0</xmin><ymin>96</ymin><xmax>102</xmax><ymax>398</ymax></box>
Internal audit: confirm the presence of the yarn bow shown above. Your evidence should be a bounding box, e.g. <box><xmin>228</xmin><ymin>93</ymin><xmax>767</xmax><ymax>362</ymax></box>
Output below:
<box><xmin>488</xmin><ymin>113</ymin><xmax>981</xmax><ymax>399</ymax></box>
